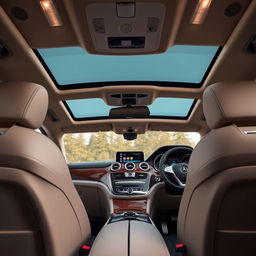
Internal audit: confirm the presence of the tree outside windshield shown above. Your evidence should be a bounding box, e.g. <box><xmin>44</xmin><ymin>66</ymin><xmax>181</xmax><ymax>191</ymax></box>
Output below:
<box><xmin>63</xmin><ymin>131</ymin><xmax>200</xmax><ymax>163</ymax></box>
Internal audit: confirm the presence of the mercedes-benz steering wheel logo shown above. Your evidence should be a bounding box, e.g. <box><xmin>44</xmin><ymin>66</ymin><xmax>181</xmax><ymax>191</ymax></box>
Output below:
<box><xmin>180</xmin><ymin>165</ymin><xmax>188</xmax><ymax>173</ymax></box>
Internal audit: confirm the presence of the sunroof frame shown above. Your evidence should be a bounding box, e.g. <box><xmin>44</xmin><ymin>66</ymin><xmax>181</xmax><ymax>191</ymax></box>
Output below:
<box><xmin>34</xmin><ymin>47</ymin><xmax>222</xmax><ymax>90</ymax></box>
<box><xmin>63</xmin><ymin>99</ymin><xmax>197</xmax><ymax>121</ymax></box>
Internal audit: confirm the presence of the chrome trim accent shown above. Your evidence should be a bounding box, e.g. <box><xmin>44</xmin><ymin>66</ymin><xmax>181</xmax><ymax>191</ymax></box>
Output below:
<box><xmin>115</xmin><ymin>189</ymin><xmax>148</xmax><ymax>195</ymax></box>
<box><xmin>139</xmin><ymin>162</ymin><xmax>150</xmax><ymax>171</ymax></box>
<box><xmin>164</xmin><ymin>166</ymin><xmax>186</xmax><ymax>187</ymax></box>
<box><xmin>125</xmin><ymin>172</ymin><xmax>136</xmax><ymax>178</ymax></box>
<box><xmin>244</xmin><ymin>130</ymin><xmax>256</xmax><ymax>134</ymax></box>
<box><xmin>153</xmin><ymin>154</ymin><xmax>163</xmax><ymax>170</ymax></box>
<box><xmin>124</xmin><ymin>162</ymin><xmax>136</xmax><ymax>171</ymax></box>
<box><xmin>115</xmin><ymin>180</ymin><xmax>145</xmax><ymax>184</ymax></box>
<box><xmin>110</xmin><ymin>162</ymin><xmax>122</xmax><ymax>171</ymax></box>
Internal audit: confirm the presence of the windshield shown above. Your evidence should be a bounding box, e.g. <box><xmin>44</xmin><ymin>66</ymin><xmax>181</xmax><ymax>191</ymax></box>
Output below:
<box><xmin>63</xmin><ymin>131</ymin><xmax>200</xmax><ymax>163</ymax></box>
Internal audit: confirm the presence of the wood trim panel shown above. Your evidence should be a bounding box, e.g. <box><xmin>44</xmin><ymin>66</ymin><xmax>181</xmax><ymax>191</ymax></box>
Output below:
<box><xmin>113</xmin><ymin>199</ymin><xmax>147</xmax><ymax>214</ymax></box>
<box><xmin>70</xmin><ymin>168</ymin><xmax>107</xmax><ymax>181</ymax></box>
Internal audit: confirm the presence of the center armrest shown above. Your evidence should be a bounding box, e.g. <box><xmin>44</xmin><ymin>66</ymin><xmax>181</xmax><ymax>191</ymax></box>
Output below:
<box><xmin>89</xmin><ymin>220</ymin><xmax>129</xmax><ymax>256</ymax></box>
<box><xmin>129</xmin><ymin>220</ymin><xmax>170</xmax><ymax>256</ymax></box>
<box><xmin>89</xmin><ymin>220</ymin><xmax>170</xmax><ymax>256</ymax></box>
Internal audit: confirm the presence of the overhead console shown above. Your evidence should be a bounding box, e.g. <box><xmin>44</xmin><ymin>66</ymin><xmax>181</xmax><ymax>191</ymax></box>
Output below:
<box><xmin>86</xmin><ymin>2</ymin><xmax>166</xmax><ymax>54</ymax></box>
<box><xmin>107</xmin><ymin>93</ymin><xmax>151</xmax><ymax>106</ymax></box>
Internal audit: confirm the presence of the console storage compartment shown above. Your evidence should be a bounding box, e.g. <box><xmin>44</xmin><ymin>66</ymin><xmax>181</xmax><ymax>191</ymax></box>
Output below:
<box><xmin>89</xmin><ymin>219</ymin><xmax>170</xmax><ymax>256</ymax></box>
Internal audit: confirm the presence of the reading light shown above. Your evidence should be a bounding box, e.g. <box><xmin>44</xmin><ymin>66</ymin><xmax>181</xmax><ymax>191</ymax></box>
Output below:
<box><xmin>39</xmin><ymin>0</ymin><xmax>62</xmax><ymax>27</ymax></box>
<box><xmin>191</xmin><ymin>0</ymin><xmax>213</xmax><ymax>24</ymax></box>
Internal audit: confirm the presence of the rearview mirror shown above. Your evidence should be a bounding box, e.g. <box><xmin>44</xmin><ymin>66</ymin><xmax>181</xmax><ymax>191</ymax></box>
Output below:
<box><xmin>123</xmin><ymin>133</ymin><xmax>137</xmax><ymax>140</ymax></box>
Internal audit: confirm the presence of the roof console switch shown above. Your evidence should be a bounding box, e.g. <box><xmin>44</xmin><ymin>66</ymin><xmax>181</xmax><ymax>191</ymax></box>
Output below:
<box><xmin>108</xmin><ymin>37</ymin><xmax>145</xmax><ymax>49</ymax></box>
<box><xmin>116</xmin><ymin>2</ymin><xmax>135</xmax><ymax>18</ymax></box>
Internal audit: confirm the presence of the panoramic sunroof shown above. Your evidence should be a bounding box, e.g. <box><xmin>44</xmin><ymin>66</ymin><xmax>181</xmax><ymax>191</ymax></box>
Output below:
<box><xmin>65</xmin><ymin>97</ymin><xmax>195</xmax><ymax>120</ymax></box>
<box><xmin>36</xmin><ymin>45</ymin><xmax>220</xmax><ymax>89</ymax></box>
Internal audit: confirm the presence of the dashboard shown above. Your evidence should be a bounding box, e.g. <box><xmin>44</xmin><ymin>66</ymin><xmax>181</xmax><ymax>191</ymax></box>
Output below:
<box><xmin>70</xmin><ymin>145</ymin><xmax>193</xmax><ymax>196</ymax></box>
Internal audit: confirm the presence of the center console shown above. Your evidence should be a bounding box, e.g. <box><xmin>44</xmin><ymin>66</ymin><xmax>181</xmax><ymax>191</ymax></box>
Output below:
<box><xmin>110</xmin><ymin>151</ymin><xmax>151</xmax><ymax>195</ymax></box>
<box><xmin>89</xmin><ymin>211</ymin><xmax>170</xmax><ymax>256</ymax></box>
<box><xmin>110</xmin><ymin>172</ymin><xmax>150</xmax><ymax>195</ymax></box>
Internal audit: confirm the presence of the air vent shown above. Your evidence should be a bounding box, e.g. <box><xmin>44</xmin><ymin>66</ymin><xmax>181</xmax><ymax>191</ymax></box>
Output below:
<box><xmin>139</xmin><ymin>162</ymin><xmax>150</xmax><ymax>171</ymax></box>
<box><xmin>124</xmin><ymin>162</ymin><xmax>136</xmax><ymax>171</ymax></box>
<box><xmin>110</xmin><ymin>162</ymin><xmax>122</xmax><ymax>171</ymax></box>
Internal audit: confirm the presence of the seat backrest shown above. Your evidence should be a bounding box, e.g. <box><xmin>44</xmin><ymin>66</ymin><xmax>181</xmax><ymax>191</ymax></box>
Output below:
<box><xmin>177</xmin><ymin>81</ymin><xmax>256</xmax><ymax>256</ymax></box>
<box><xmin>0</xmin><ymin>82</ymin><xmax>91</xmax><ymax>256</ymax></box>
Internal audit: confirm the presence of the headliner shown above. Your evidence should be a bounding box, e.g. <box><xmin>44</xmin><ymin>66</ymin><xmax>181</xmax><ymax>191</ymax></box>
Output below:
<box><xmin>0</xmin><ymin>0</ymin><xmax>255</xmax><ymax>146</ymax></box>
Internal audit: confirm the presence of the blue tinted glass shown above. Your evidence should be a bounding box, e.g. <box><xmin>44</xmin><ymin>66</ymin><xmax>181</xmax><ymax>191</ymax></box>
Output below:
<box><xmin>149</xmin><ymin>98</ymin><xmax>194</xmax><ymax>117</ymax></box>
<box><xmin>66</xmin><ymin>98</ymin><xmax>194</xmax><ymax>119</ymax></box>
<box><xmin>66</xmin><ymin>99</ymin><xmax>112</xmax><ymax>118</ymax></box>
<box><xmin>37</xmin><ymin>45</ymin><xmax>219</xmax><ymax>86</ymax></box>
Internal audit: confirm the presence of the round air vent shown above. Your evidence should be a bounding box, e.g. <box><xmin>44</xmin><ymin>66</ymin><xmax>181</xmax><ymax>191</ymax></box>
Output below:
<box><xmin>124</xmin><ymin>162</ymin><xmax>136</xmax><ymax>171</ymax></box>
<box><xmin>139</xmin><ymin>162</ymin><xmax>150</xmax><ymax>171</ymax></box>
<box><xmin>110</xmin><ymin>162</ymin><xmax>122</xmax><ymax>171</ymax></box>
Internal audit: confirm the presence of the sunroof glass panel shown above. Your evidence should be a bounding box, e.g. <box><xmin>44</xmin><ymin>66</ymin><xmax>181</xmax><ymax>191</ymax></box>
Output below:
<box><xmin>65</xmin><ymin>97</ymin><xmax>195</xmax><ymax>120</ymax></box>
<box><xmin>66</xmin><ymin>98</ymin><xmax>112</xmax><ymax>119</ymax></box>
<box><xmin>37</xmin><ymin>45</ymin><xmax>219</xmax><ymax>88</ymax></box>
<box><xmin>148</xmin><ymin>98</ymin><xmax>194</xmax><ymax>117</ymax></box>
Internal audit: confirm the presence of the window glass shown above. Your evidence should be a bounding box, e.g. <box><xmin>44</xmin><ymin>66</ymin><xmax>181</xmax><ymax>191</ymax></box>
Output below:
<box><xmin>65</xmin><ymin>97</ymin><xmax>195</xmax><ymax>119</ymax></box>
<box><xmin>37</xmin><ymin>45</ymin><xmax>220</xmax><ymax>87</ymax></box>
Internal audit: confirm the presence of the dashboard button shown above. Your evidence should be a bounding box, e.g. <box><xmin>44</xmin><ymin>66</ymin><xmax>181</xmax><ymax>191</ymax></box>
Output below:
<box><xmin>155</xmin><ymin>176</ymin><xmax>161</xmax><ymax>182</ymax></box>
<box><xmin>125</xmin><ymin>172</ymin><xmax>136</xmax><ymax>178</ymax></box>
<box><xmin>128</xmin><ymin>187</ymin><xmax>133</xmax><ymax>194</ymax></box>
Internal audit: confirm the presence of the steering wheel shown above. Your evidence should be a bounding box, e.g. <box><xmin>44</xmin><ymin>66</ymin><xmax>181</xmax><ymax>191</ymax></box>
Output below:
<box><xmin>159</xmin><ymin>146</ymin><xmax>193</xmax><ymax>194</ymax></box>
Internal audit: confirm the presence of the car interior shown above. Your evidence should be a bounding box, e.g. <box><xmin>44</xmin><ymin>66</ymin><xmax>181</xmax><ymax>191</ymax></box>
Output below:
<box><xmin>1</xmin><ymin>0</ymin><xmax>256</xmax><ymax>256</ymax></box>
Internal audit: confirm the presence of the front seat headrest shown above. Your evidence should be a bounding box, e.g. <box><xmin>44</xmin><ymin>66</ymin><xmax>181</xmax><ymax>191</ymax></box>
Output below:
<box><xmin>0</xmin><ymin>82</ymin><xmax>48</xmax><ymax>129</ymax></box>
<box><xmin>203</xmin><ymin>81</ymin><xmax>256</xmax><ymax>129</ymax></box>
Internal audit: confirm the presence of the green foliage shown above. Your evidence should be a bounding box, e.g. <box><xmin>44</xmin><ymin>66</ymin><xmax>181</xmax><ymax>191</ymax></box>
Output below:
<box><xmin>63</xmin><ymin>131</ymin><xmax>198</xmax><ymax>163</ymax></box>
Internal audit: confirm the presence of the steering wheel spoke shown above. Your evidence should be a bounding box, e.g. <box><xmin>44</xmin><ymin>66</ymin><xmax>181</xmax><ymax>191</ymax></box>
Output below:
<box><xmin>164</xmin><ymin>165</ymin><xmax>186</xmax><ymax>187</ymax></box>
<box><xmin>164</xmin><ymin>165</ymin><xmax>174</xmax><ymax>174</ymax></box>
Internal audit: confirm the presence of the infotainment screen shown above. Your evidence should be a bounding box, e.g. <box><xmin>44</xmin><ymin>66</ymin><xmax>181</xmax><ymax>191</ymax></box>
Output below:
<box><xmin>116</xmin><ymin>152</ymin><xmax>144</xmax><ymax>163</ymax></box>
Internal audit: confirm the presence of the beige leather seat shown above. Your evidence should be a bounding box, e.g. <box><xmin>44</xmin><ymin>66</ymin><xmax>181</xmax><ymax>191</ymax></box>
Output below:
<box><xmin>0</xmin><ymin>82</ymin><xmax>91</xmax><ymax>256</ymax></box>
<box><xmin>177</xmin><ymin>81</ymin><xmax>256</xmax><ymax>256</ymax></box>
